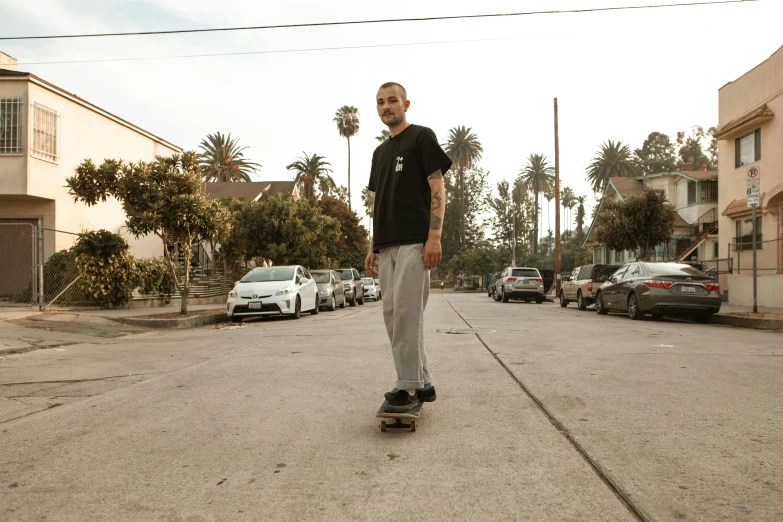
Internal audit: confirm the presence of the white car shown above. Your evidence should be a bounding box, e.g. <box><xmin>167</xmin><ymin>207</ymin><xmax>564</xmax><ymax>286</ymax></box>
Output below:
<box><xmin>227</xmin><ymin>265</ymin><xmax>319</xmax><ymax>322</ymax></box>
<box><xmin>361</xmin><ymin>277</ymin><xmax>381</xmax><ymax>301</ymax></box>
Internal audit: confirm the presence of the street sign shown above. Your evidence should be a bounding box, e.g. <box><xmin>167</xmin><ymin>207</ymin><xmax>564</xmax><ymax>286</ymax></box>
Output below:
<box><xmin>747</xmin><ymin>166</ymin><xmax>760</xmax><ymax>189</ymax></box>
<box><xmin>748</xmin><ymin>186</ymin><xmax>760</xmax><ymax>207</ymax></box>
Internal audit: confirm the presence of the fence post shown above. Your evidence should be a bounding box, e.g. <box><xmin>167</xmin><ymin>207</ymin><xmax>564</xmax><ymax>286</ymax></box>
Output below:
<box><xmin>37</xmin><ymin>219</ymin><xmax>44</xmax><ymax>311</ymax></box>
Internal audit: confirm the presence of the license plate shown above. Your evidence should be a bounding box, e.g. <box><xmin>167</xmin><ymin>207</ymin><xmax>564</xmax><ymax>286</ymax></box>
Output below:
<box><xmin>249</xmin><ymin>302</ymin><xmax>262</xmax><ymax>309</ymax></box>
<box><xmin>681</xmin><ymin>286</ymin><xmax>696</xmax><ymax>293</ymax></box>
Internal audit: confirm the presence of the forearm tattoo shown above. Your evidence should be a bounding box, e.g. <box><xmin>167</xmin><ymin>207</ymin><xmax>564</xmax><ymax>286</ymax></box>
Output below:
<box><xmin>427</xmin><ymin>170</ymin><xmax>443</xmax><ymax>180</ymax></box>
<box><xmin>431</xmin><ymin>191</ymin><xmax>442</xmax><ymax>210</ymax></box>
<box><xmin>430</xmin><ymin>214</ymin><xmax>443</xmax><ymax>230</ymax></box>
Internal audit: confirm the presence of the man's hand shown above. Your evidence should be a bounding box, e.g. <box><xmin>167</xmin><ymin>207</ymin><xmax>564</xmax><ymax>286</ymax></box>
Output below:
<box><xmin>365</xmin><ymin>251</ymin><xmax>379</xmax><ymax>276</ymax></box>
<box><xmin>423</xmin><ymin>237</ymin><xmax>442</xmax><ymax>270</ymax></box>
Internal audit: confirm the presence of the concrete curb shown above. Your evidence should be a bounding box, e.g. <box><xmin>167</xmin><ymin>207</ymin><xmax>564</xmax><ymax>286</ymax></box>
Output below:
<box><xmin>112</xmin><ymin>312</ymin><xmax>229</xmax><ymax>329</ymax></box>
<box><xmin>711</xmin><ymin>313</ymin><xmax>783</xmax><ymax>331</ymax></box>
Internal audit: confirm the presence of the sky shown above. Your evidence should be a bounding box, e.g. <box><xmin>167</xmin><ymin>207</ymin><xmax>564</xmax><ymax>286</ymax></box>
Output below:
<box><xmin>1</xmin><ymin>0</ymin><xmax>782</xmax><ymax>234</ymax></box>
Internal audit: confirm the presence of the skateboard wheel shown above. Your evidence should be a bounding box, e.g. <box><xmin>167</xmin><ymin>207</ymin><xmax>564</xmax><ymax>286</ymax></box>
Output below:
<box><xmin>410</xmin><ymin>420</ymin><xmax>416</xmax><ymax>432</ymax></box>
<box><xmin>380</xmin><ymin>421</ymin><xmax>387</xmax><ymax>432</ymax></box>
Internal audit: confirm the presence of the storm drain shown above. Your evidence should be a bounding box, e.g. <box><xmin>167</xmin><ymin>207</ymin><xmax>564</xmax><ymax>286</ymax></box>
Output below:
<box><xmin>437</xmin><ymin>328</ymin><xmax>496</xmax><ymax>334</ymax></box>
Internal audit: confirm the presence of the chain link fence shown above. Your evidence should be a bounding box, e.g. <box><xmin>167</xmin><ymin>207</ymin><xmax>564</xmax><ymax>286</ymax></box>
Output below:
<box><xmin>0</xmin><ymin>223</ymin><xmax>38</xmax><ymax>306</ymax></box>
<box><xmin>40</xmin><ymin>228</ymin><xmax>102</xmax><ymax>309</ymax></box>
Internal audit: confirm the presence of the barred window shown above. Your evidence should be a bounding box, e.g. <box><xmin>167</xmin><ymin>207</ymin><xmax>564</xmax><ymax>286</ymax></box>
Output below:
<box><xmin>0</xmin><ymin>97</ymin><xmax>23</xmax><ymax>155</ymax></box>
<box><xmin>32</xmin><ymin>102</ymin><xmax>59</xmax><ymax>162</ymax></box>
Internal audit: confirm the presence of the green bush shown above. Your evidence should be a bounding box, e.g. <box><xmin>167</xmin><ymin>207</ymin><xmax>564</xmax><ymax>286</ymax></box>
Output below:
<box><xmin>135</xmin><ymin>257</ymin><xmax>176</xmax><ymax>298</ymax></box>
<box><xmin>73</xmin><ymin>230</ymin><xmax>129</xmax><ymax>260</ymax></box>
<box><xmin>77</xmin><ymin>252</ymin><xmax>137</xmax><ymax>308</ymax></box>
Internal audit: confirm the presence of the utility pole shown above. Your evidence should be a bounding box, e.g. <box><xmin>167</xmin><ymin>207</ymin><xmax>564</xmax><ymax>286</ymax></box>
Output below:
<box><xmin>554</xmin><ymin>98</ymin><xmax>562</xmax><ymax>297</ymax></box>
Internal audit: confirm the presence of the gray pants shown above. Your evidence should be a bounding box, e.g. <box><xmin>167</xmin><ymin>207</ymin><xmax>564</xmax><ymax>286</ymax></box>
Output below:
<box><xmin>379</xmin><ymin>243</ymin><xmax>431</xmax><ymax>391</ymax></box>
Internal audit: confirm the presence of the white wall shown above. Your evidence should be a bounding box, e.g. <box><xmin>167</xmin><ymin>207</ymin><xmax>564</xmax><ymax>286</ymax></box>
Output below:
<box><xmin>728</xmin><ymin>274</ymin><xmax>783</xmax><ymax>307</ymax></box>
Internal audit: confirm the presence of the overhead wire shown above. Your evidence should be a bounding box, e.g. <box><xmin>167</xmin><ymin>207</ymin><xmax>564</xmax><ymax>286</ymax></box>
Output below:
<box><xmin>0</xmin><ymin>0</ymin><xmax>760</xmax><ymax>41</ymax></box>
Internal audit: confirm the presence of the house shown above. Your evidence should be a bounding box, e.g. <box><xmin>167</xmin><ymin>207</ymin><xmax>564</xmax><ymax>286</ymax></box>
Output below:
<box><xmin>203</xmin><ymin>181</ymin><xmax>300</xmax><ymax>202</ymax></box>
<box><xmin>714</xmin><ymin>45</ymin><xmax>783</xmax><ymax>307</ymax></box>
<box><xmin>583</xmin><ymin>164</ymin><xmax>720</xmax><ymax>267</ymax></box>
<box><xmin>0</xmin><ymin>52</ymin><xmax>181</xmax><ymax>260</ymax></box>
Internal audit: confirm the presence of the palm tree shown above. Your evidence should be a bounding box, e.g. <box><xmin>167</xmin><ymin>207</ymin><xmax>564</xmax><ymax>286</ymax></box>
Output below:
<box><xmin>361</xmin><ymin>187</ymin><xmax>375</xmax><ymax>239</ymax></box>
<box><xmin>286</xmin><ymin>153</ymin><xmax>334</xmax><ymax>200</ymax></box>
<box><xmin>544</xmin><ymin>186</ymin><xmax>554</xmax><ymax>233</ymax></box>
<box><xmin>334</xmin><ymin>106</ymin><xmax>360</xmax><ymax>209</ymax></box>
<box><xmin>198</xmin><ymin>132</ymin><xmax>261</xmax><ymax>182</ymax></box>
<box><xmin>443</xmin><ymin>126</ymin><xmax>483</xmax><ymax>251</ymax></box>
<box><xmin>585</xmin><ymin>140</ymin><xmax>637</xmax><ymax>194</ymax></box>
<box><xmin>562</xmin><ymin>187</ymin><xmax>575</xmax><ymax>232</ymax></box>
<box><xmin>575</xmin><ymin>195</ymin><xmax>587</xmax><ymax>237</ymax></box>
<box><xmin>375</xmin><ymin>129</ymin><xmax>391</xmax><ymax>142</ymax></box>
<box><xmin>517</xmin><ymin>154</ymin><xmax>554</xmax><ymax>255</ymax></box>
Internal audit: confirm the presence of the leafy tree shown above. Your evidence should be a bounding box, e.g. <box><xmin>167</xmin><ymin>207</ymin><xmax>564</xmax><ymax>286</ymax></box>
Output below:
<box><xmin>334</xmin><ymin>105</ymin><xmax>360</xmax><ymax>209</ymax></box>
<box><xmin>486</xmin><ymin>179</ymin><xmax>534</xmax><ymax>256</ymax></box>
<box><xmin>677</xmin><ymin>126</ymin><xmax>717</xmax><ymax>169</ymax></box>
<box><xmin>634</xmin><ymin>132</ymin><xmax>678</xmax><ymax>175</ymax></box>
<box><xmin>286</xmin><ymin>153</ymin><xmax>334</xmax><ymax>200</ymax></box>
<box><xmin>443</xmin><ymin>126</ymin><xmax>484</xmax><ymax>252</ymax></box>
<box><xmin>334</xmin><ymin>186</ymin><xmax>350</xmax><ymax>206</ymax></box>
<box><xmin>575</xmin><ymin>195</ymin><xmax>587</xmax><ymax>237</ymax></box>
<box><xmin>517</xmin><ymin>153</ymin><xmax>554</xmax><ymax>255</ymax></box>
<box><xmin>66</xmin><ymin>152</ymin><xmax>231</xmax><ymax>314</ymax></box>
<box><xmin>585</xmin><ymin>140</ymin><xmax>637</xmax><ymax>194</ymax></box>
<box><xmin>441</xmin><ymin>167</ymin><xmax>489</xmax><ymax>263</ymax></box>
<box><xmin>316</xmin><ymin>196</ymin><xmax>368</xmax><ymax>269</ymax></box>
<box><xmin>594</xmin><ymin>189</ymin><xmax>676</xmax><ymax>261</ymax></box>
<box><xmin>198</xmin><ymin>132</ymin><xmax>260</xmax><ymax>182</ymax></box>
<box><xmin>445</xmin><ymin>243</ymin><xmax>510</xmax><ymax>286</ymax></box>
<box><xmin>375</xmin><ymin>129</ymin><xmax>390</xmax><ymax>142</ymax></box>
<box><xmin>221</xmin><ymin>194</ymin><xmax>340</xmax><ymax>269</ymax></box>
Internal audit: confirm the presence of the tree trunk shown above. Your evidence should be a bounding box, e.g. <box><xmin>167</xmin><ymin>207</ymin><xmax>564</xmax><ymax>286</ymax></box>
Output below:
<box><xmin>180</xmin><ymin>240</ymin><xmax>192</xmax><ymax>315</ymax></box>
<box><xmin>347</xmin><ymin>137</ymin><xmax>352</xmax><ymax>210</ymax></box>
<box><xmin>161</xmin><ymin>236</ymin><xmax>181</xmax><ymax>292</ymax></box>
<box><xmin>533</xmin><ymin>189</ymin><xmax>539</xmax><ymax>255</ymax></box>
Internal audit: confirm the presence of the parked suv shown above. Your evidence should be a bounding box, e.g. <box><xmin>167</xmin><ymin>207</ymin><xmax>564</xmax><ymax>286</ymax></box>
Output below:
<box><xmin>336</xmin><ymin>268</ymin><xmax>364</xmax><ymax>306</ymax></box>
<box><xmin>559</xmin><ymin>264</ymin><xmax>617</xmax><ymax>310</ymax></box>
<box><xmin>493</xmin><ymin>267</ymin><xmax>545</xmax><ymax>304</ymax></box>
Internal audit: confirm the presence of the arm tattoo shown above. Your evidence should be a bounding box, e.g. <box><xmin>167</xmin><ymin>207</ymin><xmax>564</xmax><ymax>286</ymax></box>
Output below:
<box><xmin>430</xmin><ymin>214</ymin><xmax>443</xmax><ymax>230</ymax></box>
<box><xmin>431</xmin><ymin>191</ymin><xmax>442</xmax><ymax>210</ymax></box>
<box><xmin>427</xmin><ymin>170</ymin><xmax>443</xmax><ymax>180</ymax></box>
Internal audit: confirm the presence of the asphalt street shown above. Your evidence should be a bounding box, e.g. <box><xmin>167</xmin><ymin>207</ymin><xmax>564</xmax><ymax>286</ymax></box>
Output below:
<box><xmin>1</xmin><ymin>293</ymin><xmax>781</xmax><ymax>521</ymax></box>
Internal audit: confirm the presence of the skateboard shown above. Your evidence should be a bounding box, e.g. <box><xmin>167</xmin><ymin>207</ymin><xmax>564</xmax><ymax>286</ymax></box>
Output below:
<box><xmin>376</xmin><ymin>401</ymin><xmax>423</xmax><ymax>432</ymax></box>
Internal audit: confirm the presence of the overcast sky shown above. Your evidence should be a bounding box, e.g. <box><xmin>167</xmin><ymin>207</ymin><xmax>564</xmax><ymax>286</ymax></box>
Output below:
<box><xmin>2</xmin><ymin>0</ymin><xmax>781</xmax><ymax>232</ymax></box>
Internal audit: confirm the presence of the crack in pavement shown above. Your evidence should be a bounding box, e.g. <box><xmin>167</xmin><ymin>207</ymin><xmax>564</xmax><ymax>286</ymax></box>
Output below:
<box><xmin>441</xmin><ymin>295</ymin><xmax>649</xmax><ymax>522</ymax></box>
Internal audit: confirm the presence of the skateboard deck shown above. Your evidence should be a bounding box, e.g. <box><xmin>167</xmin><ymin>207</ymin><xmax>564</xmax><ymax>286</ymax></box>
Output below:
<box><xmin>376</xmin><ymin>400</ymin><xmax>423</xmax><ymax>432</ymax></box>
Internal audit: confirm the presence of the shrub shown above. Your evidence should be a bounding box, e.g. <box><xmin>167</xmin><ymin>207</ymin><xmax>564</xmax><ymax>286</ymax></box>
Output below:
<box><xmin>135</xmin><ymin>257</ymin><xmax>176</xmax><ymax>298</ymax></box>
<box><xmin>73</xmin><ymin>230</ymin><xmax>129</xmax><ymax>260</ymax></box>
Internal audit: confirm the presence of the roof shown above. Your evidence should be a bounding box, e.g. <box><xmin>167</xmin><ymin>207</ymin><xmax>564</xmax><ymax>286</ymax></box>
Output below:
<box><xmin>0</xmin><ymin>69</ymin><xmax>180</xmax><ymax>151</ymax></box>
<box><xmin>722</xmin><ymin>193</ymin><xmax>766</xmax><ymax>217</ymax></box>
<box><xmin>713</xmin><ymin>104</ymin><xmax>774</xmax><ymax>140</ymax></box>
<box><xmin>203</xmin><ymin>181</ymin><xmax>297</xmax><ymax>201</ymax></box>
<box><xmin>639</xmin><ymin>170</ymin><xmax>718</xmax><ymax>182</ymax></box>
<box><xmin>607</xmin><ymin>177</ymin><xmax>644</xmax><ymax>198</ymax></box>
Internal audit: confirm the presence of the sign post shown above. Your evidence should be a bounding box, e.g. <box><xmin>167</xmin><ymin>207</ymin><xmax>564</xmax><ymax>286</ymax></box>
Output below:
<box><xmin>746</xmin><ymin>167</ymin><xmax>760</xmax><ymax>313</ymax></box>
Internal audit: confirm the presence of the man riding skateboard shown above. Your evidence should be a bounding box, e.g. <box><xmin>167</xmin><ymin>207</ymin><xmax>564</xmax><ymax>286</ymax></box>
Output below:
<box><xmin>365</xmin><ymin>82</ymin><xmax>452</xmax><ymax>413</ymax></box>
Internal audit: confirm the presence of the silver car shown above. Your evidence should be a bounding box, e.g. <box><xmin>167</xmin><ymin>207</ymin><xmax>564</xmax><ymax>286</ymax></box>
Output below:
<box><xmin>311</xmin><ymin>270</ymin><xmax>346</xmax><ymax>311</ymax></box>
<box><xmin>361</xmin><ymin>277</ymin><xmax>381</xmax><ymax>301</ymax></box>
<box><xmin>493</xmin><ymin>267</ymin><xmax>545</xmax><ymax>304</ymax></box>
<box><xmin>594</xmin><ymin>262</ymin><xmax>721</xmax><ymax>323</ymax></box>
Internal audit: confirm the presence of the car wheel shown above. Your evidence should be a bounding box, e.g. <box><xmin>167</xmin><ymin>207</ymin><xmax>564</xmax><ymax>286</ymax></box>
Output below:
<box><xmin>230</xmin><ymin>316</ymin><xmax>243</xmax><ymax>324</ymax></box>
<box><xmin>329</xmin><ymin>295</ymin><xmax>336</xmax><ymax>311</ymax></box>
<box><xmin>559</xmin><ymin>291</ymin><xmax>568</xmax><ymax>307</ymax></box>
<box><xmin>577</xmin><ymin>291</ymin><xmax>587</xmax><ymax>311</ymax></box>
<box><xmin>349</xmin><ymin>293</ymin><xmax>356</xmax><ymax>307</ymax></box>
<box><xmin>339</xmin><ymin>295</ymin><xmax>346</xmax><ymax>309</ymax></box>
<box><xmin>311</xmin><ymin>296</ymin><xmax>319</xmax><ymax>315</ymax></box>
<box><xmin>289</xmin><ymin>296</ymin><xmax>301</xmax><ymax>319</ymax></box>
<box><xmin>627</xmin><ymin>293</ymin><xmax>643</xmax><ymax>320</ymax></box>
<box><xmin>358</xmin><ymin>292</ymin><xmax>364</xmax><ymax>305</ymax></box>
<box><xmin>535</xmin><ymin>297</ymin><xmax>544</xmax><ymax>304</ymax></box>
<box><xmin>596</xmin><ymin>292</ymin><xmax>608</xmax><ymax>315</ymax></box>
<box><xmin>502</xmin><ymin>288</ymin><xmax>510</xmax><ymax>303</ymax></box>
<box><xmin>378</xmin><ymin>292</ymin><xmax>382</xmax><ymax>301</ymax></box>
<box><xmin>693</xmin><ymin>313</ymin><xmax>712</xmax><ymax>324</ymax></box>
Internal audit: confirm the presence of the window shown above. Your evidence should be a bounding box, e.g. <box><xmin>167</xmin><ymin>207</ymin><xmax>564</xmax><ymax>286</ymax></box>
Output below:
<box><xmin>735</xmin><ymin>129</ymin><xmax>761</xmax><ymax>168</ymax></box>
<box><xmin>734</xmin><ymin>216</ymin><xmax>762</xmax><ymax>251</ymax></box>
<box><xmin>628</xmin><ymin>264</ymin><xmax>642</xmax><ymax>277</ymax></box>
<box><xmin>32</xmin><ymin>102</ymin><xmax>59</xmax><ymax>162</ymax></box>
<box><xmin>0</xmin><ymin>97</ymin><xmax>23</xmax><ymax>155</ymax></box>
<box><xmin>700</xmin><ymin>181</ymin><xmax>718</xmax><ymax>203</ymax></box>
<box><xmin>713</xmin><ymin>241</ymin><xmax>719</xmax><ymax>259</ymax></box>
<box><xmin>687</xmin><ymin>181</ymin><xmax>697</xmax><ymax>205</ymax></box>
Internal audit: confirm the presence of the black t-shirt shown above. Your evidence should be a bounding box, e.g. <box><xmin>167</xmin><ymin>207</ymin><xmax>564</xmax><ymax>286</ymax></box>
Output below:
<box><xmin>367</xmin><ymin>124</ymin><xmax>452</xmax><ymax>253</ymax></box>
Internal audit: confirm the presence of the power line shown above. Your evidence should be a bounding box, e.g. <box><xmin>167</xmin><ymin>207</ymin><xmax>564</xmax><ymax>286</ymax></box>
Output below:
<box><xmin>15</xmin><ymin>34</ymin><xmax>564</xmax><ymax>66</ymax></box>
<box><xmin>0</xmin><ymin>0</ymin><xmax>760</xmax><ymax>41</ymax></box>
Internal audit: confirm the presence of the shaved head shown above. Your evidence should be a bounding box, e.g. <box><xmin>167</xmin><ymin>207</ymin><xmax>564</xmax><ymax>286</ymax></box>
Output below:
<box><xmin>378</xmin><ymin>82</ymin><xmax>407</xmax><ymax>101</ymax></box>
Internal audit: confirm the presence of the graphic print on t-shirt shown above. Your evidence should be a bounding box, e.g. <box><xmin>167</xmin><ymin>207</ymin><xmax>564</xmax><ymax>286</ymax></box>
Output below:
<box><xmin>395</xmin><ymin>156</ymin><xmax>403</xmax><ymax>173</ymax></box>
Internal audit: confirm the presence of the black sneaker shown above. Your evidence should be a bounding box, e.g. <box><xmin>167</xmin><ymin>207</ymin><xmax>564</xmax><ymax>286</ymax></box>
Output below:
<box><xmin>385</xmin><ymin>386</ymin><xmax>437</xmax><ymax>403</ymax></box>
<box><xmin>384</xmin><ymin>389</ymin><xmax>419</xmax><ymax>413</ymax></box>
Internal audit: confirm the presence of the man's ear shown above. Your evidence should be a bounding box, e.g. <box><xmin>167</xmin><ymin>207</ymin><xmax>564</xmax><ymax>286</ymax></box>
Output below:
<box><xmin>404</xmin><ymin>99</ymin><xmax>411</xmax><ymax>112</ymax></box>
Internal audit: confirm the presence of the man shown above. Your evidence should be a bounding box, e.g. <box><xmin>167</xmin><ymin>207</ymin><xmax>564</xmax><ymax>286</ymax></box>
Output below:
<box><xmin>365</xmin><ymin>82</ymin><xmax>452</xmax><ymax>413</ymax></box>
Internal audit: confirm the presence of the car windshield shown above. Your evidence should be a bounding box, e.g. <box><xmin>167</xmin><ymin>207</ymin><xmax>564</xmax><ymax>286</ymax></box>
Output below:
<box><xmin>240</xmin><ymin>267</ymin><xmax>294</xmax><ymax>283</ymax></box>
<box><xmin>646</xmin><ymin>263</ymin><xmax>708</xmax><ymax>277</ymax></box>
<box><xmin>362</xmin><ymin>278</ymin><xmax>374</xmax><ymax>285</ymax></box>
<box><xmin>511</xmin><ymin>269</ymin><xmax>539</xmax><ymax>277</ymax></box>
<box><xmin>595</xmin><ymin>266</ymin><xmax>617</xmax><ymax>281</ymax></box>
<box><xmin>336</xmin><ymin>270</ymin><xmax>353</xmax><ymax>280</ymax></box>
<box><xmin>312</xmin><ymin>272</ymin><xmax>331</xmax><ymax>284</ymax></box>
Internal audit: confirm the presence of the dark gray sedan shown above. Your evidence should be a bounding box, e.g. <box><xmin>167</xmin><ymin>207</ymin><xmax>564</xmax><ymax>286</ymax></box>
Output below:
<box><xmin>594</xmin><ymin>262</ymin><xmax>721</xmax><ymax>323</ymax></box>
<box><xmin>311</xmin><ymin>270</ymin><xmax>346</xmax><ymax>311</ymax></box>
